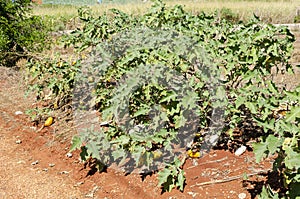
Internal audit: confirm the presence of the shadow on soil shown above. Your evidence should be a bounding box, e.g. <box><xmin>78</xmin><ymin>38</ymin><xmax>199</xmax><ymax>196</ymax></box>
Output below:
<box><xmin>243</xmin><ymin>170</ymin><xmax>287</xmax><ymax>199</ymax></box>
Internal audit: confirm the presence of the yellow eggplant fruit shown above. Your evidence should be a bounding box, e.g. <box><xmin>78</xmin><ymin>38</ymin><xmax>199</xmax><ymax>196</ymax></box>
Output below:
<box><xmin>187</xmin><ymin>149</ymin><xmax>201</xmax><ymax>158</ymax></box>
<box><xmin>44</xmin><ymin>117</ymin><xmax>53</xmax><ymax>127</ymax></box>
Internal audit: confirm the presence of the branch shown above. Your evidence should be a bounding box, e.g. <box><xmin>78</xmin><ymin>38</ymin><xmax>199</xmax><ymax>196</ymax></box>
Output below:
<box><xmin>190</xmin><ymin>169</ymin><xmax>270</xmax><ymax>187</ymax></box>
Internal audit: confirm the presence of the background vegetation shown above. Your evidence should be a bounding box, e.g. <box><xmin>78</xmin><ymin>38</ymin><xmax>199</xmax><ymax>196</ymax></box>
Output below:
<box><xmin>32</xmin><ymin>0</ymin><xmax>300</xmax><ymax>25</ymax></box>
<box><xmin>0</xmin><ymin>0</ymin><xmax>48</xmax><ymax>66</ymax></box>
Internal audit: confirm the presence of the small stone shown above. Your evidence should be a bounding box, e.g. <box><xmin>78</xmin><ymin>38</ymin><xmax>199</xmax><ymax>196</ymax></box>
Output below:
<box><xmin>187</xmin><ymin>191</ymin><xmax>198</xmax><ymax>197</ymax></box>
<box><xmin>15</xmin><ymin>140</ymin><xmax>22</xmax><ymax>144</ymax></box>
<box><xmin>42</xmin><ymin>168</ymin><xmax>48</xmax><ymax>172</ymax></box>
<box><xmin>238</xmin><ymin>192</ymin><xmax>247</xmax><ymax>199</ymax></box>
<box><xmin>192</xmin><ymin>158</ymin><xmax>199</xmax><ymax>166</ymax></box>
<box><xmin>74</xmin><ymin>181</ymin><xmax>84</xmax><ymax>187</ymax></box>
<box><xmin>59</xmin><ymin>171</ymin><xmax>69</xmax><ymax>174</ymax></box>
<box><xmin>49</xmin><ymin>163</ymin><xmax>55</xmax><ymax>167</ymax></box>
<box><xmin>15</xmin><ymin>111</ymin><xmax>23</xmax><ymax>115</ymax></box>
<box><xmin>99</xmin><ymin>120</ymin><xmax>112</xmax><ymax>126</ymax></box>
<box><xmin>17</xmin><ymin>160</ymin><xmax>25</xmax><ymax>164</ymax></box>
<box><xmin>235</xmin><ymin>145</ymin><xmax>247</xmax><ymax>156</ymax></box>
<box><xmin>31</xmin><ymin>160</ymin><xmax>39</xmax><ymax>165</ymax></box>
<box><xmin>66</xmin><ymin>152</ymin><xmax>73</xmax><ymax>158</ymax></box>
<box><xmin>30</xmin><ymin>126</ymin><xmax>37</xmax><ymax>131</ymax></box>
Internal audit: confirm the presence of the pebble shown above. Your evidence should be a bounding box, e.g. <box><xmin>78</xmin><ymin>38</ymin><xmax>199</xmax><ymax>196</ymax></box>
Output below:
<box><xmin>235</xmin><ymin>145</ymin><xmax>247</xmax><ymax>156</ymax></box>
<box><xmin>49</xmin><ymin>163</ymin><xmax>55</xmax><ymax>167</ymax></box>
<box><xmin>59</xmin><ymin>171</ymin><xmax>69</xmax><ymax>175</ymax></box>
<box><xmin>17</xmin><ymin>160</ymin><xmax>25</xmax><ymax>164</ymax></box>
<box><xmin>238</xmin><ymin>193</ymin><xmax>247</xmax><ymax>199</ymax></box>
<box><xmin>15</xmin><ymin>111</ymin><xmax>23</xmax><ymax>115</ymax></box>
<box><xmin>15</xmin><ymin>139</ymin><xmax>22</xmax><ymax>144</ymax></box>
<box><xmin>66</xmin><ymin>152</ymin><xmax>73</xmax><ymax>158</ymax></box>
<box><xmin>74</xmin><ymin>181</ymin><xmax>84</xmax><ymax>187</ymax></box>
<box><xmin>192</xmin><ymin>159</ymin><xmax>199</xmax><ymax>166</ymax></box>
<box><xmin>30</xmin><ymin>126</ymin><xmax>37</xmax><ymax>131</ymax></box>
<box><xmin>31</xmin><ymin>160</ymin><xmax>39</xmax><ymax>165</ymax></box>
<box><xmin>187</xmin><ymin>191</ymin><xmax>198</xmax><ymax>197</ymax></box>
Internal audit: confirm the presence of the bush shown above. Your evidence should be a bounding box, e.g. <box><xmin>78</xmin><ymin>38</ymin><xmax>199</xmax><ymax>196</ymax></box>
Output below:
<box><xmin>0</xmin><ymin>0</ymin><xmax>48</xmax><ymax>66</ymax></box>
<box><xmin>27</xmin><ymin>0</ymin><xmax>300</xmax><ymax>196</ymax></box>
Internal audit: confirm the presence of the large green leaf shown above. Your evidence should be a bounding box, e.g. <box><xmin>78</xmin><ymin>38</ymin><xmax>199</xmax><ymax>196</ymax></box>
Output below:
<box><xmin>133</xmin><ymin>106</ymin><xmax>151</xmax><ymax>117</ymax></box>
<box><xmin>176</xmin><ymin>170</ymin><xmax>185</xmax><ymax>192</ymax></box>
<box><xmin>266</xmin><ymin>135</ymin><xmax>281</xmax><ymax>155</ymax></box>
<box><xmin>245</xmin><ymin>102</ymin><xmax>258</xmax><ymax>114</ymax></box>
<box><xmin>174</xmin><ymin>115</ymin><xmax>187</xmax><ymax>129</ymax></box>
<box><xmin>252</xmin><ymin>142</ymin><xmax>268</xmax><ymax>163</ymax></box>
<box><xmin>158</xmin><ymin>167</ymin><xmax>172</xmax><ymax>187</ymax></box>
<box><xmin>286</xmin><ymin>106</ymin><xmax>300</xmax><ymax>123</ymax></box>
<box><xmin>69</xmin><ymin>136</ymin><xmax>82</xmax><ymax>152</ymax></box>
<box><xmin>86</xmin><ymin>142</ymin><xmax>101</xmax><ymax>160</ymax></box>
<box><xmin>285</xmin><ymin>148</ymin><xmax>300</xmax><ymax>170</ymax></box>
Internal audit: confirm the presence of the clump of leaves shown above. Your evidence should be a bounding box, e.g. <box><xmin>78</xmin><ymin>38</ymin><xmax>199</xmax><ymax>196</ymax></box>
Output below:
<box><xmin>25</xmin><ymin>57</ymin><xmax>80</xmax><ymax>110</ymax></box>
<box><xmin>0</xmin><ymin>0</ymin><xmax>49</xmax><ymax>66</ymax></box>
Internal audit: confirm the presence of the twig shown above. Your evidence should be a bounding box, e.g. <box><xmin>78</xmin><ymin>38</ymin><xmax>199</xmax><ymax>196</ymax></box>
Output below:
<box><xmin>36</xmin><ymin>124</ymin><xmax>45</xmax><ymax>132</ymax></box>
<box><xmin>190</xmin><ymin>169</ymin><xmax>270</xmax><ymax>188</ymax></box>
<box><xmin>186</xmin><ymin>156</ymin><xmax>228</xmax><ymax>170</ymax></box>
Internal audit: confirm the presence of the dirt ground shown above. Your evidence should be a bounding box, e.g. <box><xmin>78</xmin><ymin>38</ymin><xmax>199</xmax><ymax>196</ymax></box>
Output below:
<box><xmin>1</xmin><ymin>29</ymin><xmax>300</xmax><ymax>199</ymax></box>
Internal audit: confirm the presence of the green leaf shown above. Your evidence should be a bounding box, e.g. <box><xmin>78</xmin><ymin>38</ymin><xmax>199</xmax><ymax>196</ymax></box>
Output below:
<box><xmin>86</xmin><ymin>142</ymin><xmax>101</xmax><ymax>160</ymax></box>
<box><xmin>133</xmin><ymin>106</ymin><xmax>151</xmax><ymax>117</ymax></box>
<box><xmin>158</xmin><ymin>168</ymin><xmax>172</xmax><ymax>186</ymax></box>
<box><xmin>286</xmin><ymin>106</ymin><xmax>300</xmax><ymax>123</ymax></box>
<box><xmin>258</xmin><ymin>185</ymin><xmax>279</xmax><ymax>199</ymax></box>
<box><xmin>176</xmin><ymin>170</ymin><xmax>185</xmax><ymax>192</ymax></box>
<box><xmin>254</xmin><ymin>117</ymin><xmax>275</xmax><ymax>132</ymax></box>
<box><xmin>252</xmin><ymin>142</ymin><xmax>268</xmax><ymax>163</ymax></box>
<box><xmin>285</xmin><ymin>148</ymin><xmax>300</xmax><ymax>170</ymax></box>
<box><xmin>266</xmin><ymin>135</ymin><xmax>280</xmax><ymax>155</ymax></box>
<box><xmin>245</xmin><ymin>102</ymin><xmax>257</xmax><ymax>114</ymax></box>
<box><xmin>284</xmin><ymin>90</ymin><xmax>300</xmax><ymax>101</ymax></box>
<box><xmin>110</xmin><ymin>135</ymin><xmax>130</xmax><ymax>145</ymax></box>
<box><xmin>267</xmin><ymin>80</ymin><xmax>278</xmax><ymax>94</ymax></box>
<box><xmin>214</xmin><ymin>86</ymin><xmax>226</xmax><ymax>100</ymax></box>
<box><xmin>181</xmin><ymin>90</ymin><xmax>198</xmax><ymax>109</ymax></box>
<box><xmin>69</xmin><ymin>136</ymin><xmax>82</xmax><ymax>152</ymax></box>
<box><xmin>159</xmin><ymin>92</ymin><xmax>177</xmax><ymax>103</ymax></box>
<box><xmin>174</xmin><ymin>115</ymin><xmax>187</xmax><ymax>129</ymax></box>
<box><xmin>112</xmin><ymin>148</ymin><xmax>127</xmax><ymax>164</ymax></box>
<box><xmin>235</xmin><ymin>96</ymin><xmax>245</xmax><ymax>108</ymax></box>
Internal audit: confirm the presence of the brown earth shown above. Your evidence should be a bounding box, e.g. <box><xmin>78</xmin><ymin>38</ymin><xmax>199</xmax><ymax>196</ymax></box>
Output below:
<box><xmin>1</xmin><ymin>29</ymin><xmax>300</xmax><ymax>199</ymax></box>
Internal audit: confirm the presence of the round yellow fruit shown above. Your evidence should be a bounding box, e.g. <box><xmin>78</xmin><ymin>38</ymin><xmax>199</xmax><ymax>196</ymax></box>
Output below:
<box><xmin>152</xmin><ymin>151</ymin><xmax>163</xmax><ymax>159</ymax></box>
<box><xmin>187</xmin><ymin>149</ymin><xmax>201</xmax><ymax>158</ymax></box>
<box><xmin>44</xmin><ymin>117</ymin><xmax>53</xmax><ymax>127</ymax></box>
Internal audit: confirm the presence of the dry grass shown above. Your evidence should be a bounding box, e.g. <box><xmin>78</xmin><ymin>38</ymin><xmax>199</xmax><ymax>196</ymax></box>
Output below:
<box><xmin>173</xmin><ymin>0</ymin><xmax>300</xmax><ymax>23</ymax></box>
<box><xmin>32</xmin><ymin>0</ymin><xmax>300</xmax><ymax>23</ymax></box>
<box><xmin>32</xmin><ymin>3</ymin><xmax>150</xmax><ymax>18</ymax></box>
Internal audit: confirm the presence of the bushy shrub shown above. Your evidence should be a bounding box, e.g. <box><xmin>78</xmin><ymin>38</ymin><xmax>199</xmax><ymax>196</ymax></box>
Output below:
<box><xmin>27</xmin><ymin>0</ymin><xmax>300</xmax><ymax>195</ymax></box>
<box><xmin>0</xmin><ymin>0</ymin><xmax>48</xmax><ymax>66</ymax></box>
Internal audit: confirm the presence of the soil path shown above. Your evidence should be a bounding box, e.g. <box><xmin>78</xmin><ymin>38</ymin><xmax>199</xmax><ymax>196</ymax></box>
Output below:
<box><xmin>0</xmin><ymin>67</ymin><xmax>82</xmax><ymax>199</ymax></box>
